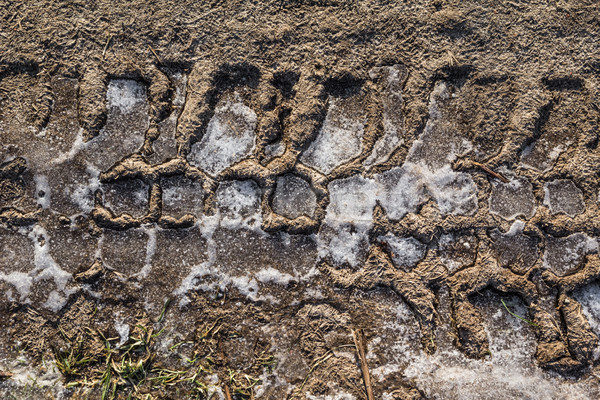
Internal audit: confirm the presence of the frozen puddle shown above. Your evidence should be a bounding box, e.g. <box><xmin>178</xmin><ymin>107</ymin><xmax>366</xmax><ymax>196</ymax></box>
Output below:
<box><xmin>544</xmin><ymin>179</ymin><xmax>585</xmax><ymax>217</ymax></box>
<box><xmin>216</xmin><ymin>180</ymin><xmax>262</xmax><ymax>228</ymax></box>
<box><xmin>85</xmin><ymin>79</ymin><xmax>149</xmax><ymax>171</ymax></box>
<box><xmin>520</xmin><ymin>98</ymin><xmax>577</xmax><ymax>173</ymax></box>
<box><xmin>188</xmin><ymin>92</ymin><xmax>257</xmax><ymax>176</ymax></box>
<box><xmin>489</xmin><ymin>175</ymin><xmax>536</xmax><ymax>220</ymax></box>
<box><xmin>543</xmin><ymin>233</ymin><xmax>597</xmax><ymax>277</ymax></box>
<box><xmin>371</xmin><ymin>292</ymin><xmax>600</xmax><ymax>400</ymax></box>
<box><xmin>162</xmin><ymin>175</ymin><xmax>205</xmax><ymax>218</ymax></box>
<box><xmin>403</xmin><ymin>81</ymin><xmax>477</xmax><ymax>215</ymax></box>
<box><xmin>438</xmin><ymin>233</ymin><xmax>477</xmax><ymax>274</ymax></box>
<box><xmin>301</xmin><ymin>96</ymin><xmax>366</xmax><ymax>174</ymax></box>
<box><xmin>272</xmin><ymin>174</ymin><xmax>317</xmax><ymax>219</ymax></box>
<box><xmin>490</xmin><ymin>220</ymin><xmax>539</xmax><ymax>275</ymax></box>
<box><xmin>2</xmin><ymin>64</ymin><xmax>600</xmax><ymax>400</ymax></box>
<box><xmin>378</xmin><ymin>233</ymin><xmax>426</xmax><ymax>272</ymax></box>
<box><xmin>318</xmin><ymin>81</ymin><xmax>477</xmax><ymax>267</ymax></box>
<box><xmin>573</xmin><ymin>281</ymin><xmax>600</xmax><ymax>361</ymax></box>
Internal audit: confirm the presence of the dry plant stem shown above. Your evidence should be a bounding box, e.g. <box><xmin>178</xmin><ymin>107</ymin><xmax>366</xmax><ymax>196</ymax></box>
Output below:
<box><xmin>0</xmin><ymin>371</ymin><xmax>13</xmax><ymax>380</ymax></box>
<box><xmin>471</xmin><ymin>160</ymin><xmax>509</xmax><ymax>183</ymax></box>
<box><xmin>217</xmin><ymin>337</ymin><xmax>233</xmax><ymax>400</ymax></box>
<box><xmin>224</xmin><ymin>384</ymin><xmax>233</xmax><ymax>400</ymax></box>
<box><xmin>353</xmin><ymin>329</ymin><xmax>374</xmax><ymax>400</ymax></box>
<box><xmin>102</xmin><ymin>35</ymin><xmax>112</xmax><ymax>58</ymax></box>
<box><xmin>148</xmin><ymin>45</ymin><xmax>163</xmax><ymax>64</ymax></box>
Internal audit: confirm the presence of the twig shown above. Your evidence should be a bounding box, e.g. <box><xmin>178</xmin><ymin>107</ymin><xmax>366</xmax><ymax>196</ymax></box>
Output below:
<box><xmin>102</xmin><ymin>35</ymin><xmax>113</xmax><ymax>58</ymax></box>
<box><xmin>148</xmin><ymin>45</ymin><xmax>163</xmax><ymax>64</ymax></box>
<box><xmin>352</xmin><ymin>329</ymin><xmax>374</xmax><ymax>400</ymax></box>
<box><xmin>217</xmin><ymin>336</ymin><xmax>234</xmax><ymax>400</ymax></box>
<box><xmin>224</xmin><ymin>383</ymin><xmax>233</xmax><ymax>400</ymax></box>
<box><xmin>0</xmin><ymin>371</ymin><xmax>13</xmax><ymax>380</ymax></box>
<box><xmin>471</xmin><ymin>161</ymin><xmax>509</xmax><ymax>183</ymax></box>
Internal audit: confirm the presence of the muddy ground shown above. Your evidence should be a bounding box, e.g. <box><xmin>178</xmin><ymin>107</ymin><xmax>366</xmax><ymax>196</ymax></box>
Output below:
<box><xmin>1</xmin><ymin>0</ymin><xmax>600</xmax><ymax>399</ymax></box>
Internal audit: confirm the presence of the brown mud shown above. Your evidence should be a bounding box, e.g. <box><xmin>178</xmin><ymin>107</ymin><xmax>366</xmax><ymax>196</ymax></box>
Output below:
<box><xmin>2</xmin><ymin>0</ymin><xmax>600</xmax><ymax>399</ymax></box>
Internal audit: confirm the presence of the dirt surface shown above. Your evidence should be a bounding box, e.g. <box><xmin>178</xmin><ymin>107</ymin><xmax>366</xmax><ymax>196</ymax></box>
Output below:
<box><xmin>2</xmin><ymin>0</ymin><xmax>600</xmax><ymax>399</ymax></box>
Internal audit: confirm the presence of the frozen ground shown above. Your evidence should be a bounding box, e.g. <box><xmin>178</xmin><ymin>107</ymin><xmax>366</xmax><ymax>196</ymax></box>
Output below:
<box><xmin>1</xmin><ymin>1</ymin><xmax>600</xmax><ymax>397</ymax></box>
<box><xmin>1</xmin><ymin>71</ymin><xmax>600</xmax><ymax>399</ymax></box>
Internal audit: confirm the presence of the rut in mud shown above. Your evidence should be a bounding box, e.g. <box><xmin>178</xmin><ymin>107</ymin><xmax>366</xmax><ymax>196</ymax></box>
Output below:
<box><xmin>1</xmin><ymin>1</ymin><xmax>600</xmax><ymax>399</ymax></box>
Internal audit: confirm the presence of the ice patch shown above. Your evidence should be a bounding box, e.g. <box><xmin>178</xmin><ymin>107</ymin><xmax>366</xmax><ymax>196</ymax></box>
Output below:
<box><xmin>53</xmin><ymin>128</ymin><xmax>86</xmax><ymax>165</ymax></box>
<box><xmin>543</xmin><ymin>179</ymin><xmax>585</xmax><ymax>217</ymax></box>
<box><xmin>176</xmin><ymin>258</ymin><xmax>264</xmax><ymax>302</ymax></box>
<box><xmin>397</xmin><ymin>81</ymin><xmax>477</xmax><ymax>216</ymax></box>
<box><xmin>301</xmin><ymin>97</ymin><xmax>365</xmax><ymax>175</ymax></box>
<box><xmin>406</xmin><ymin>83</ymin><xmax>470</xmax><ymax>169</ymax></box>
<box><xmin>264</xmin><ymin>141</ymin><xmax>285</xmax><ymax>161</ymax></box>
<box><xmin>29</xmin><ymin>226</ymin><xmax>72</xmax><ymax>292</ymax></box>
<box><xmin>319</xmin><ymin>175</ymin><xmax>378</xmax><ymax>267</ymax></box>
<box><xmin>505</xmin><ymin>219</ymin><xmax>525</xmax><ymax>236</ymax></box>
<box><xmin>364</xmin><ymin>64</ymin><xmax>407</xmax><ymax>167</ymax></box>
<box><xmin>43</xmin><ymin>290</ymin><xmax>67</xmax><ymax>313</ymax></box>
<box><xmin>421</xmin><ymin>164</ymin><xmax>477</xmax><ymax>215</ymax></box>
<box><xmin>175</xmin><ymin>215</ymin><xmax>316</xmax><ymax>303</ymax></box>
<box><xmin>82</xmin><ymin>79</ymin><xmax>148</xmax><ymax>171</ymax></box>
<box><xmin>106</xmin><ymin>79</ymin><xmax>147</xmax><ymax>113</ymax></box>
<box><xmin>174</xmin><ymin>215</ymin><xmax>220</xmax><ymax>304</ymax></box>
<box><xmin>115</xmin><ymin>317</ymin><xmax>130</xmax><ymax>349</ymax></box>
<box><xmin>320</xmin><ymin>161</ymin><xmax>475</xmax><ymax>267</ymax></box>
<box><xmin>543</xmin><ymin>233</ymin><xmax>598</xmax><ymax>277</ymax></box>
<box><xmin>216</xmin><ymin>180</ymin><xmax>262</xmax><ymax>230</ymax></box>
<box><xmin>489</xmin><ymin>175</ymin><xmax>536</xmax><ymax>220</ymax></box>
<box><xmin>439</xmin><ymin>233</ymin><xmax>478</xmax><ymax>274</ymax></box>
<box><xmin>188</xmin><ymin>94</ymin><xmax>257</xmax><ymax>176</ymax></box>
<box><xmin>133</xmin><ymin>226</ymin><xmax>156</xmax><ymax>279</ymax></box>
<box><xmin>318</xmin><ymin>223</ymin><xmax>369</xmax><ymax>267</ymax></box>
<box><xmin>378</xmin><ymin>233</ymin><xmax>426</xmax><ymax>271</ymax></box>
<box><xmin>64</xmin><ymin>164</ymin><xmax>100</xmax><ymax>214</ymax></box>
<box><xmin>377</xmin><ymin>292</ymin><xmax>599</xmax><ymax>400</ymax></box>
<box><xmin>0</xmin><ymin>356</ymin><xmax>66</xmax><ymax>398</ymax></box>
<box><xmin>0</xmin><ymin>271</ymin><xmax>32</xmax><ymax>301</ymax></box>
<box><xmin>161</xmin><ymin>175</ymin><xmax>205</xmax><ymax>218</ymax></box>
<box><xmin>0</xmin><ymin>225</ymin><xmax>75</xmax><ymax>310</ymax></box>
<box><xmin>103</xmin><ymin>179</ymin><xmax>149</xmax><ymax>218</ymax></box>
<box><xmin>317</xmin><ymin>80</ymin><xmax>477</xmax><ymax>269</ymax></box>
<box><xmin>403</xmin><ymin>348</ymin><xmax>594</xmax><ymax>399</ymax></box>
<box><xmin>573</xmin><ymin>282</ymin><xmax>600</xmax><ymax>360</ymax></box>
<box><xmin>521</xmin><ymin>136</ymin><xmax>572</xmax><ymax>173</ymax></box>
<box><xmin>326</xmin><ymin>175</ymin><xmax>379</xmax><ymax>227</ymax></box>
<box><xmin>34</xmin><ymin>175</ymin><xmax>50</xmax><ymax>209</ymax></box>
<box><xmin>272</xmin><ymin>174</ymin><xmax>317</xmax><ymax>219</ymax></box>
<box><xmin>376</xmin><ymin>165</ymin><xmax>425</xmax><ymax>219</ymax></box>
<box><xmin>490</xmin><ymin>220</ymin><xmax>538</xmax><ymax>274</ymax></box>
<box><xmin>254</xmin><ymin>267</ymin><xmax>295</xmax><ymax>285</ymax></box>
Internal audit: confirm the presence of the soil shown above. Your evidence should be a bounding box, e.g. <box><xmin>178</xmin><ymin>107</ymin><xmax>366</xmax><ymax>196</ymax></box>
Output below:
<box><xmin>1</xmin><ymin>0</ymin><xmax>600</xmax><ymax>399</ymax></box>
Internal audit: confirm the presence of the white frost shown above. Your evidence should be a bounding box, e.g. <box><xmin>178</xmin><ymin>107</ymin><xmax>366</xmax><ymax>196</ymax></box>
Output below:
<box><xmin>189</xmin><ymin>93</ymin><xmax>257</xmax><ymax>176</ymax></box>
<box><xmin>378</xmin><ymin>233</ymin><xmax>426</xmax><ymax>271</ymax></box>
<box><xmin>301</xmin><ymin>97</ymin><xmax>365</xmax><ymax>175</ymax></box>
<box><xmin>34</xmin><ymin>175</ymin><xmax>50</xmax><ymax>209</ymax></box>
<box><xmin>106</xmin><ymin>79</ymin><xmax>147</xmax><ymax>113</ymax></box>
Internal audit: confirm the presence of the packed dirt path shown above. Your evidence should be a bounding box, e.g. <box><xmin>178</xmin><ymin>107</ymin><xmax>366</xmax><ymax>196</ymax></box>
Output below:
<box><xmin>1</xmin><ymin>1</ymin><xmax>600</xmax><ymax>398</ymax></box>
